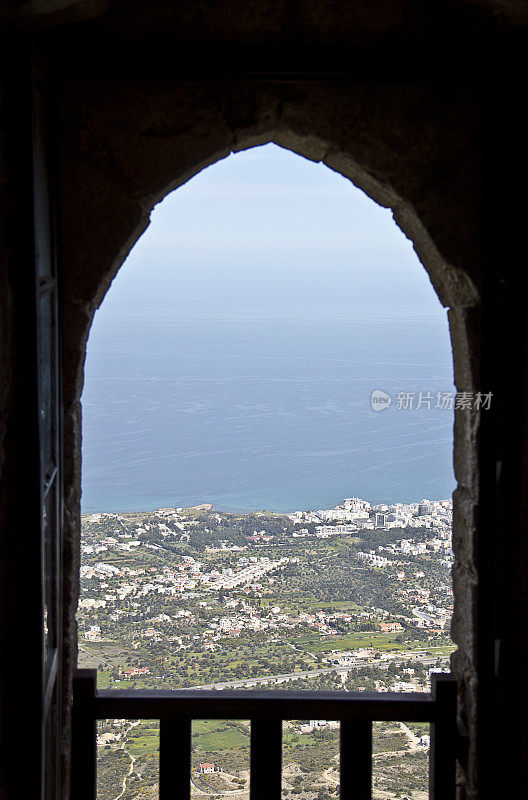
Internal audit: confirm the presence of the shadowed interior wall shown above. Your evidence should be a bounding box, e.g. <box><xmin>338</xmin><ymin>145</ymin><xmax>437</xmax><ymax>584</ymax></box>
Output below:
<box><xmin>1</xmin><ymin>3</ymin><xmax>528</xmax><ymax>800</ymax></box>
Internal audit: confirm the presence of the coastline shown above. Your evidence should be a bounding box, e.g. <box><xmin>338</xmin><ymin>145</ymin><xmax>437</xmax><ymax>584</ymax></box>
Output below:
<box><xmin>80</xmin><ymin>494</ymin><xmax>453</xmax><ymax>519</ymax></box>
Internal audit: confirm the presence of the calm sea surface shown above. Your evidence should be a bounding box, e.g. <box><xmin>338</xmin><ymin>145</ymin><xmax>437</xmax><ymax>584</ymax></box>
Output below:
<box><xmin>81</xmin><ymin>298</ymin><xmax>455</xmax><ymax>513</ymax></box>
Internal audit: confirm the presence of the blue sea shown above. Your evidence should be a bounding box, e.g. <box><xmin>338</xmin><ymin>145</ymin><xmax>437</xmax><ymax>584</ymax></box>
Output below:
<box><xmin>81</xmin><ymin>296</ymin><xmax>455</xmax><ymax>513</ymax></box>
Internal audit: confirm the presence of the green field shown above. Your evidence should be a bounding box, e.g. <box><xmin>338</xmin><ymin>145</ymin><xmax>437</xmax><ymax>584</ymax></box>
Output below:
<box><xmin>192</xmin><ymin>720</ymin><xmax>250</xmax><ymax>752</ymax></box>
<box><xmin>293</xmin><ymin>631</ymin><xmax>410</xmax><ymax>653</ymax></box>
<box><xmin>127</xmin><ymin>724</ymin><xmax>160</xmax><ymax>756</ymax></box>
<box><xmin>294</xmin><ymin>631</ymin><xmax>455</xmax><ymax>656</ymax></box>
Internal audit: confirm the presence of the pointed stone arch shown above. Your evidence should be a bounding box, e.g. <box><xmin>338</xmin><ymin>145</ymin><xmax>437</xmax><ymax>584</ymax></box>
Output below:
<box><xmin>59</xmin><ymin>79</ymin><xmax>481</xmax><ymax>794</ymax></box>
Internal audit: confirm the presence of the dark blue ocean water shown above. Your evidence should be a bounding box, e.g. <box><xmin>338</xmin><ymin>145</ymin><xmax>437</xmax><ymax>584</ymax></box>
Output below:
<box><xmin>81</xmin><ymin>296</ymin><xmax>455</xmax><ymax>513</ymax></box>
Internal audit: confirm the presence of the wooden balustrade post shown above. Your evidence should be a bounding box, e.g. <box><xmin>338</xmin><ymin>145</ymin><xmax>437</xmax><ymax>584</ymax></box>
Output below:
<box><xmin>250</xmin><ymin>718</ymin><xmax>282</xmax><ymax>800</ymax></box>
<box><xmin>430</xmin><ymin>673</ymin><xmax>458</xmax><ymax>800</ymax></box>
<box><xmin>340</xmin><ymin>719</ymin><xmax>372</xmax><ymax>800</ymax></box>
<box><xmin>159</xmin><ymin>718</ymin><xmax>191</xmax><ymax>800</ymax></box>
<box><xmin>71</xmin><ymin>669</ymin><xmax>97</xmax><ymax>800</ymax></box>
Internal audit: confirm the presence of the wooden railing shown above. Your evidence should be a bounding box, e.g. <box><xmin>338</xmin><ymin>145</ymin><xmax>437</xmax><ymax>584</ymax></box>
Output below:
<box><xmin>71</xmin><ymin>669</ymin><xmax>457</xmax><ymax>800</ymax></box>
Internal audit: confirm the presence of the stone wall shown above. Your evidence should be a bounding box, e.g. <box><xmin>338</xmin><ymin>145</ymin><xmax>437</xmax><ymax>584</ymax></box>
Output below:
<box><xmin>0</xmin><ymin>59</ymin><xmax>52</xmax><ymax>799</ymax></box>
<box><xmin>4</xmin><ymin>3</ymin><xmax>528</xmax><ymax>798</ymax></box>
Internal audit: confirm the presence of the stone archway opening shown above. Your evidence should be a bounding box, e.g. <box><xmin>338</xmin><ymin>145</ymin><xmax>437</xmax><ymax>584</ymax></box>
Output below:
<box><xmin>59</xmin><ymin>79</ymin><xmax>481</xmax><ymax>792</ymax></box>
<box><xmin>73</xmin><ymin>136</ymin><xmax>478</xmax><ymax>797</ymax></box>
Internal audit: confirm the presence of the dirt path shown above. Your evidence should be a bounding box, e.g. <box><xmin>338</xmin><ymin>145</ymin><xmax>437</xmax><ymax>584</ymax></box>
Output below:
<box><xmin>113</xmin><ymin>721</ymin><xmax>141</xmax><ymax>800</ymax></box>
<box><xmin>114</xmin><ymin>751</ymin><xmax>135</xmax><ymax>800</ymax></box>
<box><xmin>398</xmin><ymin>722</ymin><xmax>423</xmax><ymax>752</ymax></box>
<box><xmin>321</xmin><ymin>765</ymin><xmax>340</xmax><ymax>786</ymax></box>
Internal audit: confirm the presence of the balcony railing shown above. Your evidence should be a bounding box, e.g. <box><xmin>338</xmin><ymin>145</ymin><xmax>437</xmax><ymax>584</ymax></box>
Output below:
<box><xmin>72</xmin><ymin>669</ymin><xmax>457</xmax><ymax>800</ymax></box>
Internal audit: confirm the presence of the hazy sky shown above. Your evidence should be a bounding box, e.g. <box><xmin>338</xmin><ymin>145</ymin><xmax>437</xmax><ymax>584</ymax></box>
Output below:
<box><xmin>98</xmin><ymin>143</ymin><xmax>444</xmax><ymax>313</ymax></box>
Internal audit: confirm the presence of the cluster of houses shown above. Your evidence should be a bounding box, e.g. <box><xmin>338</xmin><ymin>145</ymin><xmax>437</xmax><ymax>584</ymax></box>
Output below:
<box><xmin>356</xmin><ymin>535</ymin><xmax>453</xmax><ymax>570</ymax></box>
<box><xmin>80</xmin><ymin>547</ymin><xmax>292</xmax><ymax>597</ymax></box>
<box><xmin>354</xmin><ymin>545</ymin><xmax>453</xmax><ymax>630</ymax></box>
<box><xmin>289</xmin><ymin>496</ymin><xmax>452</xmax><ymax>537</ymax></box>
<box><xmin>204</xmin><ymin>556</ymin><xmax>291</xmax><ymax>590</ymax></box>
<box><xmin>81</xmin><ymin>547</ymin><xmax>448</xmax><ymax>644</ymax></box>
<box><xmin>78</xmin><ymin>499</ymin><xmax>453</xmax><ymax>667</ymax></box>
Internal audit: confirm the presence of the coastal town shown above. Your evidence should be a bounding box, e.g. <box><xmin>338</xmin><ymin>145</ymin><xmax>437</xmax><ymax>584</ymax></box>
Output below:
<box><xmin>78</xmin><ymin>496</ymin><xmax>454</xmax><ymax>800</ymax></box>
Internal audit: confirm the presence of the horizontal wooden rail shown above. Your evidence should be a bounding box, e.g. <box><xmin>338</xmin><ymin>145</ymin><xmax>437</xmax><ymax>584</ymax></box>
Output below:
<box><xmin>78</xmin><ymin>675</ymin><xmax>443</xmax><ymax>722</ymax></box>
<box><xmin>71</xmin><ymin>669</ymin><xmax>457</xmax><ymax>800</ymax></box>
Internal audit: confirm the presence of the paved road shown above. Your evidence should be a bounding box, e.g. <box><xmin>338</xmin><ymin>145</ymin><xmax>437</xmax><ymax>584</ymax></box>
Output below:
<box><xmin>79</xmin><ymin>642</ymin><xmax>445</xmax><ymax>691</ymax></box>
<box><xmin>189</xmin><ymin>654</ymin><xmax>442</xmax><ymax>690</ymax></box>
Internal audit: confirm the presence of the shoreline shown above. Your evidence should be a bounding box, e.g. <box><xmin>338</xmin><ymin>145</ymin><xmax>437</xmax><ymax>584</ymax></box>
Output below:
<box><xmin>80</xmin><ymin>494</ymin><xmax>453</xmax><ymax>519</ymax></box>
